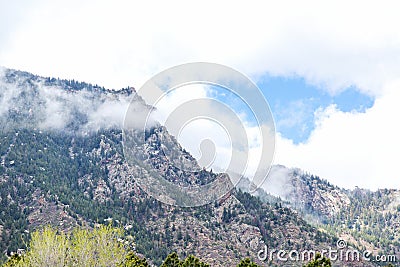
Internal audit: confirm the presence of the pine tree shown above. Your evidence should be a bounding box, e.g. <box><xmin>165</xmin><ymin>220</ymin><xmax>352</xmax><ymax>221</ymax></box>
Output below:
<box><xmin>303</xmin><ymin>253</ymin><xmax>331</xmax><ymax>267</ymax></box>
<box><xmin>182</xmin><ymin>255</ymin><xmax>209</xmax><ymax>267</ymax></box>
<box><xmin>161</xmin><ymin>252</ymin><xmax>181</xmax><ymax>267</ymax></box>
<box><xmin>120</xmin><ymin>252</ymin><xmax>149</xmax><ymax>267</ymax></box>
<box><xmin>237</xmin><ymin>258</ymin><xmax>261</xmax><ymax>267</ymax></box>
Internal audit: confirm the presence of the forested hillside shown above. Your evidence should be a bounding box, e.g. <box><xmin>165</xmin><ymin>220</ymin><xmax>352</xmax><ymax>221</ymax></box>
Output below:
<box><xmin>0</xmin><ymin>68</ymin><xmax>397</xmax><ymax>266</ymax></box>
<box><xmin>261</xmin><ymin>165</ymin><xmax>400</xmax><ymax>265</ymax></box>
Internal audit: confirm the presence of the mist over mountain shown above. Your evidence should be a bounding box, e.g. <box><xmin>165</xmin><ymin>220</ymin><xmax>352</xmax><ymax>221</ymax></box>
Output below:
<box><xmin>0</xmin><ymin>68</ymin><xmax>398</xmax><ymax>266</ymax></box>
<box><xmin>256</xmin><ymin>165</ymin><xmax>400</xmax><ymax>264</ymax></box>
<box><xmin>0</xmin><ymin>67</ymin><xmax>148</xmax><ymax>133</ymax></box>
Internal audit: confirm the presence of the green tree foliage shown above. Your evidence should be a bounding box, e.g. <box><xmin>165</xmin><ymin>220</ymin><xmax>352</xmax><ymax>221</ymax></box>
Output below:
<box><xmin>0</xmin><ymin>129</ymin><xmax>170</xmax><ymax>265</ymax></box>
<box><xmin>303</xmin><ymin>253</ymin><xmax>331</xmax><ymax>267</ymax></box>
<box><xmin>160</xmin><ymin>252</ymin><xmax>181</xmax><ymax>267</ymax></box>
<box><xmin>237</xmin><ymin>258</ymin><xmax>261</xmax><ymax>267</ymax></box>
<box><xmin>181</xmin><ymin>255</ymin><xmax>209</xmax><ymax>267</ymax></box>
<box><xmin>120</xmin><ymin>252</ymin><xmax>149</xmax><ymax>267</ymax></box>
<box><xmin>321</xmin><ymin>188</ymin><xmax>400</xmax><ymax>258</ymax></box>
<box><xmin>1</xmin><ymin>255</ymin><xmax>22</xmax><ymax>267</ymax></box>
<box><xmin>160</xmin><ymin>252</ymin><xmax>209</xmax><ymax>267</ymax></box>
<box><xmin>1</xmin><ymin>225</ymin><xmax>148</xmax><ymax>267</ymax></box>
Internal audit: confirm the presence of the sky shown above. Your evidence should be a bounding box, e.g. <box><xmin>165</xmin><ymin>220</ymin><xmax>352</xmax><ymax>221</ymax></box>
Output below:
<box><xmin>0</xmin><ymin>0</ymin><xmax>399</xmax><ymax>190</ymax></box>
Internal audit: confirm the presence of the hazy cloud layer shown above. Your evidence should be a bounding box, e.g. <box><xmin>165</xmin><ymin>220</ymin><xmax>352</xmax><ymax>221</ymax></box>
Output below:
<box><xmin>0</xmin><ymin>1</ymin><xmax>399</xmax><ymax>189</ymax></box>
<box><xmin>0</xmin><ymin>68</ymin><xmax>135</xmax><ymax>133</ymax></box>
<box><xmin>1</xmin><ymin>1</ymin><xmax>399</xmax><ymax>96</ymax></box>
<box><xmin>275</xmin><ymin>81</ymin><xmax>400</xmax><ymax>190</ymax></box>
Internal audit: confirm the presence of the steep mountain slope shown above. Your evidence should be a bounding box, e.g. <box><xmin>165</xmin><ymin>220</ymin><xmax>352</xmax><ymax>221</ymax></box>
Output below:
<box><xmin>0</xmin><ymin>68</ymin><xmax>389</xmax><ymax>266</ymax></box>
<box><xmin>261</xmin><ymin>165</ymin><xmax>351</xmax><ymax>217</ymax></box>
<box><xmin>261</xmin><ymin>165</ymin><xmax>400</xmax><ymax>265</ymax></box>
<box><xmin>0</xmin><ymin>127</ymin><xmax>341</xmax><ymax>266</ymax></box>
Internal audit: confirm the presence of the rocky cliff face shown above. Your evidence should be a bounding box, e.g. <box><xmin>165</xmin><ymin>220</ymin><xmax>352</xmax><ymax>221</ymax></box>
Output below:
<box><xmin>0</xmin><ymin>68</ymin><xmax>395</xmax><ymax>266</ymax></box>
<box><xmin>262</xmin><ymin>165</ymin><xmax>351</xmax><ymax>217</ymax></box>
<box><xmin>258</xmin><ymin>165</ymin><xmax>400</xmax><ymax>265</ymax></box>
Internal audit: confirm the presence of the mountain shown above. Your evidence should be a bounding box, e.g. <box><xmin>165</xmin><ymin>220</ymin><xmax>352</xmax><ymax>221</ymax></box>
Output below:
<box><xmin>0</xmin><ymin>67</ymin><xmax>396</xmax><ymax>266</ymax></box>
<box><xmin>260</xmin><ymin>165</ymin><xmax>400</xmax><ymax>265</ymax></box>
<box><xmin>259</xmin><ymin>165</ymin><xmax>351</xmax><ymax>217</ymax></box>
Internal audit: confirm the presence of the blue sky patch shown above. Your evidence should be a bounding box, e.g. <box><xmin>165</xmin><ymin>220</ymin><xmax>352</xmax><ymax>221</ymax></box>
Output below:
<box><xmin>258</xmin><ymin>75</ymin><xmax>374</xmax><ymax>144</ymax></box>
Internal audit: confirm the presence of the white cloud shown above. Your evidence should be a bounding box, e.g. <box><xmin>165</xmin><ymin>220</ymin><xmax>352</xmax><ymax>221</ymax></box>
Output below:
<box><xmin>152</xmin><ymin>84</ymin><xmax>243</xmax><ymax>171</ymax></box>
<box><xmin>0</xmin><ymin>70</ymin><xmax>137</xmax><ymax>132</ymax></box>
<box><xmin>151</xmin><ymin>84</ymin><xmax>274</xmax><ymax>186</ymax></box>
<box><xmin>1</xmin><ymin>1</ymin><xmax>400</xmax><ymax>95</ymax></box>
<box><xmin>1</xmin><ymin>0</ymin><xmax>400</xmax><ymax>189</ymax></box>
<box><xmin>275</xmin><ymin>81</ymin><xmax>400</xmax><ymax>190</ymax></box>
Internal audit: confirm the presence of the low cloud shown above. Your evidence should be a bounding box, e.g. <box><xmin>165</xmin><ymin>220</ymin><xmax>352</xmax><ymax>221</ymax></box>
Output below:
<box><xmin>0</xmin><ymin>68</ymin><xmax>142</xmax><ymax>133</ymax></box>
<box><xmin>150</xmin><ymin>84</ymin><xmax>275</xmax><ymax>188</ymax></box>
<box><xmin>1</xmin><ymin>1</ymin><xmax>400</xmax><ymax>97</ymax></box>
<box><xmin>274</xmin><ymin>80</ymin><xmax>400</xmax><ymax>190</ymax></box>
<box><xmin>1</xmin><ymin>1</ymin><xmax>399</xmax><ymax>190</ymax></box>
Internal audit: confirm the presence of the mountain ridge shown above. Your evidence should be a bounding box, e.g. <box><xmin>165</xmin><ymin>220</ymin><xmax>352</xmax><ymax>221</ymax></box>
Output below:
<box><xmin>258</xmin><ymin>165</ymin><xmax>400</xmax><ymax>264</ymax></box>
<box><xmin>0</xmin><ymin>67</ymin><xmax>397</xmax><ymax>266</ymax></box>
